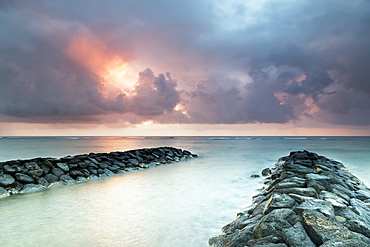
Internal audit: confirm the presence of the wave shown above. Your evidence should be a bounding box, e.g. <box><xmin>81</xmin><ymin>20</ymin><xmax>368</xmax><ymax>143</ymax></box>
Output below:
<box><xmin>208</xmin><ymin>137</ymin><xmax>253</xmax><ymax>140</ymax></box>
<box><xmin>283</xmin><ymin>137</ymin><xmax>309</xmax><ymax>140</ymax></box>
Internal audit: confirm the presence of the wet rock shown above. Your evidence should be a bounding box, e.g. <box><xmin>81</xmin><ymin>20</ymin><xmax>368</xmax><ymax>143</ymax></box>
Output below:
<box><xmin>296</xmin><ymin>198</ymin><xmax>335</xmax><ymax>218</ymax></box>
<box><xmin>60</xmin><ymin>174</ymin><xmax>75</xmax><ymax>185</ymax></box>
<box><xmin>36</xmin><ymin>177</ymin><xmax>50</xmax><ymax>187</ymax></box>
<box><xmin>44</xmin><ymin>174</ymin><xmax>59</xmax><ymax>183</ymax></box>
<box><xmin>262</xmin><ymin>168</ymin><xmax>272</xmax><ymax>176</ymax></box>
<box><xmin>0</xmin><ymin>187</ymin><xmax>9</xmax><ymax>198</ymax></box>
<box><xmin>281</xmin><ymin>222</ymin><xmax>315</xmax><ymax>247</ymax></box>
<box><xmin>20</xmin><ymin>184</ymin><xmax>44</xmax><ymax>193</ymax></box>
<box><xmin>15</xmin><ymin>173</ymin><xmax>34</xmax><ymax>183</ymax></box>
<box><xmin>253</xmin><ymin>208</ymin><xmax>295</xmax><ymax>239</ymax></box>
<box><xmin>56</xmin><ymin>163</ymin><xmax>69</xmax><ymax>172</ymax></box>
<box><xmin>263</xmin><ymin>194</ymin><xmax>297</xmax><ymax>215</ymax></box>
<box><xmin>51</xmin><ymin>167</ymin><xmax>64</xmax><ymax>177</ymax></box>
<box><xmin>319</xmin><ymin>191</ymin><xmax>349</xmax><ymax>208</ymax></box>
<box><xmin>0</xmin><ymin>174</ymin><xmax>15</xmax><ymax>187</ymax></box>
<box><xmin>319</xmin><ymin>239</ymin><xmax>369</xmax><ymax>247</ymax></box>
<box><xmin>301</xmin><ymin>209</ymin><xmax>353</xmax><ymax>245</ymax></box>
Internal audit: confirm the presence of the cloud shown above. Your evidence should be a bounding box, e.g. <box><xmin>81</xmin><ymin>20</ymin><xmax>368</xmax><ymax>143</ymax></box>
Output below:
<box><xmin>0</xmin><ymin>0</ymin><xmax>370</xmax><ymax>126</ymax></box>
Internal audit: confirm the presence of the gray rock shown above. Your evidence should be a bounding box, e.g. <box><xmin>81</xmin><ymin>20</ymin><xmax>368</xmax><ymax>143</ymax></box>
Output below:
<box><xmin>28</xmin><ymin>169</ymin><xmax>44</xmax><ymax>177</ymax></box>
<box><xmin>301</xmin><ymin>209</ymin><xmax>353</xmax><ymax>245</ymax></box>
<box><xmin>36</xmin><ymin>177</ymin><xmax>50</xmax><ymax>187</ymax></box>
<box><xmin>356</xmin><ymin>190</ymin><xmax>370</xmax><ymax>201</ymax></box>
<box><xmin>262</xmin><ymin>168</ymin><xmax>272</xmax><ymax>176</ymax></box>
<box><xmin>59</xmin><ymin>174</ymin><xmax>75</xmax><ymax>185</ymax></box>
<box><xmin>345</xmin><ymin>219</ymin><xmax>370</xmax><ymax>238</ymax></box>
<box><xmin>56</xmin><ymin>163</ymin><xmax>69</xmax><ymax>172</ymax></box>
<box><xmin>350</xmin><ymin>198</ymin><xmax>370</xmax><ymax>225</ymax></box>
<box><xmin>319</xmin><ymin>239</ymin><xmax>369</xmax><ymax>247</ymax></box>
<box><xmin>296</xmin><ymin>198</ymin><xmax>335</xmax><ymax>218</ymax></box>
<box><xmin>0</xmin><ymin>174</ymin><xmax>15</xmax><ymax>187</ymax></box>
<box><xmin>76</xmin><ymin>176</ymin><xmax>87</xmax><ymax>183</ymax></box>
<box><xmin>263</xmin><ymin>193</ymin><xmax>297</xmax><ymax>215</ymax></box>
<box><xmin>103</xmin><ymin>168</ymin><xmax>115</xmax><ymax>176</ymax></box>
<box><xmin>0</xmin><ymin>187</ymin><xmax>9</xmax><ymax>198</ymax></box>
<box><xmin>51</xmin><ymin>167</ymin><xmax>64</xmax><ymax>177</ymax></box>
<box><xmin>253</xmin><ymin>208</ymin><xmax>295</xmax><ymax>239</ymax></box>
<box><xmin>70</xmin><ymin>170</ymin><xmax>84</xmax><ymax>178</ymax></box>
<box><xmin>282</xmin><ymin>222</ymin><xmax>316</xmax><ymax>247</ymax></box>
<box><xmin>44</xmin><ymin>174</ymin><xmax>59</xmax><ymax>183</ymax></box>
<box><xmin>15</xmin><ymin>173</ymin><xmax>35</xmax><ymax>183</ymax></box>
<box><xmin>274</xmin><ymin>187</ymin><xmax>318</xmax><ymax>198</ymax></box>
<box><xmin>319</xmin><ymin>191</ymin><xmax>349</xmax><ymax>208</ymax></box>
<box><xmin>20</xmin><ymin>184</ymin><xmax>44</xmax><ymax>194</ymax></box>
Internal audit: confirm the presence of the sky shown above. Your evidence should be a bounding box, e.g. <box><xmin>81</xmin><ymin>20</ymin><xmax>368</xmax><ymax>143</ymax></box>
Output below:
<box><xmin>0</xmin><ymin>0</ymin><xmax>370</xmax><ymax>136</ymax></box>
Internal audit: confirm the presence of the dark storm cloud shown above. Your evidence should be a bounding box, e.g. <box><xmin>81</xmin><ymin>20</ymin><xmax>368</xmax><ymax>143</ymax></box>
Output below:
<box><xmin>0</xmin><ymin>0</ymin><xmax>370</xmax><ymax>125</ymax></box>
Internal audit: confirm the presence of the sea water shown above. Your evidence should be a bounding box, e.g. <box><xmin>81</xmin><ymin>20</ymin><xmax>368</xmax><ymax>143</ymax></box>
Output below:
<box><xmin>0</xmin><ymin>136</ymin><xmax>369</xmax><ymax>247</ymax></box>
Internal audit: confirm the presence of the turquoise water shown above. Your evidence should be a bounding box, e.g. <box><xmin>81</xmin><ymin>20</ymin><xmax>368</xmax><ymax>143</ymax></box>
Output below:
<box><xmin>0</xmin><ymin>136</ymin><xmax>369</xmax><ymax>246</ymax></box>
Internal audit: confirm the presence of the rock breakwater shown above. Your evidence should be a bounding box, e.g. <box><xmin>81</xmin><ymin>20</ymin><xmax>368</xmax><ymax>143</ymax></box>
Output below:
<box><xmin>209</xmin><ymin>150</ymin><xmax>370</xmax><ymax>247</ymax></box>
<box><xmin>0</xmin><ymin>147</ymin><xmax>197</xmax><ymax>198</ymax></box>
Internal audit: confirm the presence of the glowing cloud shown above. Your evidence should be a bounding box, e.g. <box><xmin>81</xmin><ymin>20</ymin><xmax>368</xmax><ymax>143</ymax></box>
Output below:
<box><xmin>65</xmin><ymin>28</ymin><xmax>135</xmax><ymax>95</ymax></box>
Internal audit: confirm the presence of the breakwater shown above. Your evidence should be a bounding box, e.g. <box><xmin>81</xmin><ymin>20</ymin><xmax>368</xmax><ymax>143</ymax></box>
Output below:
<box><xmin>209</xmin><ymin>150</ymin><xmax>370</xmax><ymax>247</ymax></box>
<box><xmin>0</xmin><ymin>147</ymin><xmax>197</xmax><ymax>198</ymax></box>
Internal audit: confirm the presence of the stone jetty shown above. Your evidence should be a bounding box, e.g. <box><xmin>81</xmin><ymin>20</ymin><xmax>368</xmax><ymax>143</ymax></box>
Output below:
<box><xmin>0</xmin><ymin>147</ymin><xmax>197</xmax><ymax>198</ymax></box>
<box><xmin>209</xmin><ymin>150</ymin><xmax>370</xmax><ymax>247</ymax></box>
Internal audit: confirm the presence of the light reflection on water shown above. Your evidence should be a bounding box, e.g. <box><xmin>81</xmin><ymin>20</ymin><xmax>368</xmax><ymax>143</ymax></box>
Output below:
<box><xmin>0</xmin><ymin>136</ymin><xmax>369</xmax><ymax>246</ymax></box>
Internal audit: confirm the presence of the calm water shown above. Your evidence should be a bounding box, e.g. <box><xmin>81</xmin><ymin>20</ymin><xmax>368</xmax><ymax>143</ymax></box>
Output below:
<box><xmin>0</xmin><ymin>136</ymin><xmax>369</xmax><ymax>247</ymax></box>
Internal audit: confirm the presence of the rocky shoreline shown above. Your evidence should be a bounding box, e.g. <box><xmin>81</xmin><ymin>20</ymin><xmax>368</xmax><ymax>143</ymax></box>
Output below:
<box><xmin>0</xmin><ymin>147</ymin><xmax>197</xmax><ymax>198</ymax></box>
<box><xmin>209</xmin><ymin>150</ymin><xmax>370</xmax><ymax>247</ymax></box>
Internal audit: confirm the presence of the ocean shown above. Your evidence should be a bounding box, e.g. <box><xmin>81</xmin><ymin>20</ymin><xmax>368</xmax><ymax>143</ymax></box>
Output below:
<box><xmin>0</xmin><ymin>136</ymin><xmax>369</xmax><ymax>247</ymax></box>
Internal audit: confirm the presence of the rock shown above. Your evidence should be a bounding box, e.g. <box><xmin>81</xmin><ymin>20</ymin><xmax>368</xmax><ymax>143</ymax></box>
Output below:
<box><xmin>295</xmin><ymin>198</ymin><xmax>335</xmax><ymax>218</ymax></box>
<box><xmin>56</xmin><ymin>163</ymin><xmax>69</xmax><ymax>172</ymax></box>
<box><xmin>262</xmin><ymin>168</ymin><xmax>272</xmax><ymax>176</ymax></box>
<box><xmin>319</xmin><ymin>239</ymin><xmax>369</xmax><ymax>247</ymax></box>
<box><xmin>20</xmin><ymin>184</ymin><xmax>44</xmax><ymax>193</ymax></box>
<box><xmin>301</xmin><ymin>210</ymin><xmax>353</xmax><ymax>245</ymax></box>
<box><xmin>281</xmin><ymin>222</ymin><xmax>316</xmax><ymax>247</ymax></box>
<box><xmin>319</xmin><ymin>191</ymin><xmax>349</xmax><ymax>208</ymax></box>
<box><xmin>28</xmin><ymin>169</ymin><xmax>44</xmax><ymax>177</ymax></box>
<box><xmin>274</xmin><ymin>187</ymin><xmax>318</xmax><ymax>198</ymax></box>
<box><xmin>345</xmin><ymin>219</ymin><xmax>370</xmax><ymax>238</ymax></box>
<box><xmin>59</xmin><ymin>174</ymin><xmax>75</xmax><ymax>185</ymax></box>
<box><xmin>70</xmin><ymin>170</ymin><xmax>84</xmax><ymax>178</ymax></box>
<box><xmin>0</xmin><ymin>174</ymin><xmax>15</xmax><ymax>187</ymax></box>
<box><xmin>51</xmin><ymin>167</ymin><xmax>64</xmax><ymax>177</ymax></box>
<box><xmin>356</xmin><ymin>190</ymin><xmax>370</xmax><ymax>201</ymax></box>
<box><xmin>15</xmin><ymin>173</ymin><xmax>35</xmax><ymax>183</ymax></box>
<box><xmin>250</xmin><ymin>174</ymin><xmax>260</xmax><ymax>178</ymax></box>
<box><xmin>263</xmin><ymin>194</ymin><xmax>297</xmax><ymax>215</ymax></box>
<box><xmin>253</xmin><ymin>208</ymin><xmax>295</xmax><ymax>239</ymax></box>
<box><xmin>0</xmin><ymin>187</ymin><xmax>9</xmax><ymax>198</ymax></box>
<box><xmin>36</xmin><ymin>177</ymin><xmax>50</xmax><ymax>187</ymax></box>
<box><xmin>44</xmin><ymin>174</ymin><xmax>59</xmax><ymax>183</ymax></box>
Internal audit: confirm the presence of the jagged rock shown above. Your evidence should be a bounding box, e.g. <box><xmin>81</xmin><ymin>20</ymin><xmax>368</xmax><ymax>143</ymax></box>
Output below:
<box><xmin>345</xmin><ymin>219</ymin><xmax>370</xmax><ymax>238</ymax></box>
<box><xmin>60</xmin><ymin>174</ymin><xmax>75</xmax><ymax>184</ymax></box>
<box><xmin>253</xmin><ymin>208</ymin><xmax>295</xmax><ymax>239</ymax></box>
<box><xmin>263</xmin><ymin>194</ymin><xmax>297</xmax><ymax>215</ymax></box>
<box><xmin>301</xmin><ymin>210</ymin><xmax>353</xmax><ymax>245</ymax></box>
<box><xmin>56</xmin><ymin>163</ymin><xmax>69</xmax><ymax>172</ymax></box>
<box><xmin>262</xmin><ymin>168</ymin><xmax>272</xmax><ymax>176</ymax></box>
<box><xmin>0</xmin><ymin>174</ymin><xmax>15</xmax><ymax>187</ymax></box>
<box><xmin>36</xmin><ymin>177</ymin><xmax>50</xmax><ymax>187</ymax></box>
<box><xmin>15</xmin><ymin>173</ymin><xmax>34</xmax><ymax>183</ymax></box>
<box><xmin>0</xmin><ymin>187</ymin><xmax>9</xmax><ymax>198</ymax></box>
<box><xmin>319</xmin><ymin>191</ymin><xmax>349</xmax><ymax>208</ymax></box>
<box><xmin>20</xmin><ymin>184</ymin><xmax>44</xmax><ymax>193</ymax></box>
<box><xmin>319</xmin><ymin>239</ymin><xmax>369</xmax><ymax>247</ymax></box>
<box><xmin>281</xmin><ymin>222</ymin><xmax>315</xmax><ymax>247</ymax></box>
<box><xmin>44</xmin><ymin>174</ymin><xmax>59</xmax><ymax>183</ymax></box>
<box><xmin>296</xmin><ymin>198</ymin><xmax>335</xmax><ymax>218</ymax></box>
